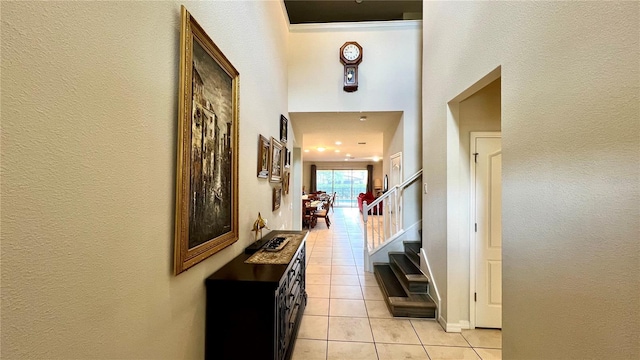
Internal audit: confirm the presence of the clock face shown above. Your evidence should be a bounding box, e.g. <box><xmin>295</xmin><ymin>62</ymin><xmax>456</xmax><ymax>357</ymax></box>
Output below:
<box><xmin>342</xmin><ymin>44</ymin><xmax>360</xmax><ymax>61</ymax></box>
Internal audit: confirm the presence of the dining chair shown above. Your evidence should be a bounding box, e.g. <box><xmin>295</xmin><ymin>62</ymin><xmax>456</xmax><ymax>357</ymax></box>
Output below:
<box><xmin>313</xmin><ymin>199</ymin><xmax>331</xmax><ymax>228</ymax></box>
<box><xmin>330</xmin><ymin>192</ymin><xmax>336</xmax><ymax>212</ymax></box>
<box><xmin>302</xmin><ymin>201</ymin><xmax>317</xmax><ymax>229</ymax></box>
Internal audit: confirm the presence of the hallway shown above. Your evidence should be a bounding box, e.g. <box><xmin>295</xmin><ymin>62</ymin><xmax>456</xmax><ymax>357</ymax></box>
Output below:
<box><xmin>294</xmin><ymin>208</ymin><xmax>502</xmax><ymax>360</ymax></box>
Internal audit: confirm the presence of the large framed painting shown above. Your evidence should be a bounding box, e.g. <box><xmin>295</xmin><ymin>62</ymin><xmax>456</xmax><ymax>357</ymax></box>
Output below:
<box><xmin>269</xmin><ymin>137</ymin><xmax>284</xmax><ymax>183</ymax></box>
<box><xmin>174</xmin><ymin>6</ymin><xmax>239</xmax><ymax>275</ymax></box>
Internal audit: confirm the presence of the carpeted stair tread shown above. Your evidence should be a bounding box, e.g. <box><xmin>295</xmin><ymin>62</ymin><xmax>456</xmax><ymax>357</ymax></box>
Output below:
<box><xmin>389</xmin><ymin>253</ymin><xmax>424</xmax><ymax>276</ymax></box>
<box><xmin>389</xmin><ymin>253</ymin><xmax>429</xmax><ymax>294</ymax></box>
<box><xmin>389</xmin><ymin>294</ymin><xmax>436</xmax><ymax>309</ymax></box>
<box><xmin>373</xmin><ymin>263</ymin><xmax>406</xmax><ymax>297</ymax></box>
<box><xmin>403</xmin><ymin>241</ymin><xmax>421</xmax><ymax>268</ymax></box>
<box><xmin>388</xmin><ymin>295</ymin><xmax>437</xmax><ymax>318</ymax></box>
<box><xmin>403</xmin><ymin>241</ymin><xmax>421</xmax><ymax>254</ymax></box>
<box><xmin>373</xmin><ymin>264</ymin><xmax>436</xmax><ymax>318</ymax></box>
<box><xmin>405</xmin><ymin>251</ymin><xmax>420</xmax><ymax>268</ymax></box>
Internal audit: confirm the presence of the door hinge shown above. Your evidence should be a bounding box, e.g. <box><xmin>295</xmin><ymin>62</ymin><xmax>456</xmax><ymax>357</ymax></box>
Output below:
<box><xmin>473</xmin><ymin>152</ymin><xmax>479</xmax><ymax>163</ymax></box>
<box><xmin>474</xmin><ymin>292</ymin><xmax>477</xmax><ymax>302</ymax></box>
<box><xmin>474</xmin><ymin>223</ymin><xmax>477</xmax><ymax>232</ymax></box>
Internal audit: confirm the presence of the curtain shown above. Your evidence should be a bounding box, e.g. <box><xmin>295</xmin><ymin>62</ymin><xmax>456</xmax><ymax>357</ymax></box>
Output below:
<box><xmin>366</xmin><ymin>165</ymin><xmax>373</xmax><ymax>194</ymax></box>
<box><xmin>310</xmin><ymin>164</ymin><xmax>317</xmax><ymax>193</ymax></box>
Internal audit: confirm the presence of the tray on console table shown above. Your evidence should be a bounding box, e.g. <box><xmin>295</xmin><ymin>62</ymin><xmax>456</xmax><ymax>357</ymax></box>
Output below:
<box><xmin>205</xmin><ymin>230</ymin><xmax>308</xmax><ymax>360</ymax></box>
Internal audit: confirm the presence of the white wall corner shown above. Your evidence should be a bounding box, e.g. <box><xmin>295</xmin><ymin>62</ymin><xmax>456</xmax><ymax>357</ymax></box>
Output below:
<box><xmin>436</xmin><ymin>316</ymin><xmax>465</xmax><ymax>333</ymax></box>
<box><xmin>444</xmin><ymin>321</ymin><xmax>472</xmax><ymax>333</ymax></box>
<box><xmin>438</xmin><ymin>316</ymin><xmax>447</xmax><ymax>331</ymax></box>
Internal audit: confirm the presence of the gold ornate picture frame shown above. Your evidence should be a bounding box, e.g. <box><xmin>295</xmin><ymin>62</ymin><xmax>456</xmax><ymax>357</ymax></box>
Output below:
<box><xmin>257</xmin><ymin>135</ymin><xmax>269</xmax><ymax>178</ymax></box>
<box><xmin>283</xmin><ymin>172</ymin><xmax>290</xmax><ymax>194</ymax></box>
<box><xmin>269</xmin><ymin>137</ymin><xmax>284</xmax><ymax>183</ymax></box>
<box><xmin>273</xmin><ymin>187</ymin><xmax>282</xmax><ymax>211</ymax></box>
<box><xmin>174</xmin><ymin>6</ymin><xmax>239</xmax><ymax>275</ymax></box>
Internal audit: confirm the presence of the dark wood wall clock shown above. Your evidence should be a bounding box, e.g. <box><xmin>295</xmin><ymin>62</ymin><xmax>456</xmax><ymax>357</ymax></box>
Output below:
<box><xmin>339</xmin><ymin>41</ymin><xmax>362</xmax><ymax>92</ymax></box>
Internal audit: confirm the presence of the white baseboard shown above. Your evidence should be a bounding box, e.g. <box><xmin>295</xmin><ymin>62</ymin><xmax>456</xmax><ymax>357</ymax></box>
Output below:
<box><xmin>445</xmin><ymin>322</ymin><xmax>462</xmax><ymax>333</ymax></box>
<box><xmin>438</xmin><ymin>319</ymin><xmax>471</xmax><ymax>333</ymax></box>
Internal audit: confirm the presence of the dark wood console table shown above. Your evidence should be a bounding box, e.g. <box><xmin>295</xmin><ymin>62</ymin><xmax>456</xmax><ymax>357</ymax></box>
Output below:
<box><xmin>205</xmin><ymin>230</ymin><xmax>308</xmax><ymax>360</ymax></box>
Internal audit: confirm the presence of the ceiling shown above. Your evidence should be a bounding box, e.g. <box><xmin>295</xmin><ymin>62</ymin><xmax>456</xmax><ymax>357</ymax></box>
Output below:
<box><xmin>284</xmin><ymin>0</ymin><xmax>422</xmax><ymax>24</ymax></box>
<box><xmin>284</xmin><ymin>1</ymin><xmax>418</xmax><ymax>163</ymax></box>
<box><xmin>290</xmin><ymin>112</ymin><xmax>402</xmax><ymax>162</ymax></box>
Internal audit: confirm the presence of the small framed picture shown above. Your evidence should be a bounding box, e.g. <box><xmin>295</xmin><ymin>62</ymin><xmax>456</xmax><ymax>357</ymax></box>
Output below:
<box><xmin>257</xmin><ymin>135</ymin><xmax>269</xmax><ymax>178</ymax></box>
<box><xmin>283</xmin><ymin>172</ymin><xmax>290</xmax><ymax>195</ymax></box>
<box><xmin>269</xmin><ymin>137</ymin><xmax>284</xmax><ymax>183</ymax></box>
<box><xmin>273</xmin><ymin>187</ymin><xmax>282</xmax><ymax>211</ymax></box>
<box><xmin>284</xmin><ymin>147</ymin><xmax>291</xmax><ymax>168</ymax></box>
<box><xmin>280</xmin><ymin>114</ymin><xmax>288</xmax><ymax>143</ymax></box>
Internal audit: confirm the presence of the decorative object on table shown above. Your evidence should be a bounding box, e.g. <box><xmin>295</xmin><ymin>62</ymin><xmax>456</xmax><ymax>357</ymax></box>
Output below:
<box><xmin>273</xmin><ymin>187</ymin><xmax>282</xmax><ymax>211</ymax></box>
<box><xmin>173</xmin><ymin>6</ymin><xmax>239</xmax><ymax>275</ymax></box>
<box><xmin>263</xmin><ymin>236</ymin><xmax>290</xmax><ymax>252</ymax></box>
<box><xmin>339</xmin><ymin>41</ymin><xmax>363</xmax><ymax>92</ymax></box>
<box><xmin>280</xmin><ymin>114</ymin><xmax>288</xmax><ymax>142</ymax></box>
<box><xmin>251</xmin><ymin>212</ymin><xmax>269</xmax><ymax>241</ymax></box>
<box><xmin>269</xmin><ymin>137</ymin><xmax>284</xmax><ymax>183</ymax></box>
<box><xmin>244</xmin><ymin>233</ymin><xmax>306</xmax><ymax>264</ymax></box>
<box><xmin>257</xmin><ymin>134</ymin><xmax>270</xmax><ymax>178</ymax></box>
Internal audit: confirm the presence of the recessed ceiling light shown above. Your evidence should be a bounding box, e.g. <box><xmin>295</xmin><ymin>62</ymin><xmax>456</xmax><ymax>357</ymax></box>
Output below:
<box><xmin>335</xmin><ymin>150</ymin><xmax>340</xmax><ymax>153</ymax></box>
<box><xmin>344</xmin><ymin>158</ymin><xmax>349</xmax><ymax>161</ymax></box>
<box><xmin>317</xmin><ymin>147</ymin><xmax>325</xmax><ymax>152</ymax></box>
<box><xmin>335</xmin><ymin>141</ymin><xmax>342</xmax><ymax>145</ymax></box>
<box><xmin>304</xmin><ymin>149</ymin><xmax>310</xmax><ymax>153</ymax></box>
<box><xmin>346</xmin><ymin>153</ymin><xmax>351</xmax><ymax>157</ymax></box>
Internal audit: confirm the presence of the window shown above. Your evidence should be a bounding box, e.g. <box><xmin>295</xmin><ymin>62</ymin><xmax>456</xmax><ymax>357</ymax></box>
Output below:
<box><xmin>316</xmin><ymin>169</ymin><xmax>368</xmax><ymax>207</ymax></box>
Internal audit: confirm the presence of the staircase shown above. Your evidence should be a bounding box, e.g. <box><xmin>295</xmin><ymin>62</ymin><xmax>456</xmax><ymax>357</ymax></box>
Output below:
<box><xmin>373</xmin><ymin>240</ymin><xmax>437</xmax><ymax>318</ymax></box>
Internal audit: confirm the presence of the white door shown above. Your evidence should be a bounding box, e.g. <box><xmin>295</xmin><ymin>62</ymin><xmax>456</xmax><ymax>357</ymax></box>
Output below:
<box><xmin>473</xmin><ymin>133</ymin><xmax>502</xmax><ymax>328</ymax></box>
<box><xmin>390</xmin><ymin>152</ymin><xmax>403</xmax><ymax>233</ymax></box>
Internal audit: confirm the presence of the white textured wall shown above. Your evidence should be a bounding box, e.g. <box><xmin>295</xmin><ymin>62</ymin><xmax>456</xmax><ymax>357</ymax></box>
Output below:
<box><xmin>289</xmin><ymin>21</ymin><xmax>423</xmax><ymax>228</ymax></box>
<box><xmin>422</xmin><ymin>1</ymin><xmax>639</xmax><ymax>358</ymax></box>
<box><xmin>1</xmin><ymin>1</ymin><xmax>290</xmax><ymax>358</ymax></box>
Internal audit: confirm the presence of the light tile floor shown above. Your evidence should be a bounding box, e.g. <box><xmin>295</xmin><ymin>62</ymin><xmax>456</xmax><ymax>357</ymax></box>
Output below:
<box><xmin>293</xmin><ymin>208</ymin><xmax>502</xmax><ymax>360</ymax></box>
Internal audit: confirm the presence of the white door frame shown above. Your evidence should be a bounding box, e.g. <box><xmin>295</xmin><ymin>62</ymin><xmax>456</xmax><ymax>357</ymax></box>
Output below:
<box><xmin>469</xmin><ymin>131</ymin><xmax>501</xmax><ymax>329</ymax></box>
<box><xmin>390</xmin><ymin>152</ymin><xmax>403</xmax><ymax>231</ymax></box>
<box><xmin>390</xmin><ymin>152</ymin><xmax>403</xmax><ymax>188</ymax></box>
